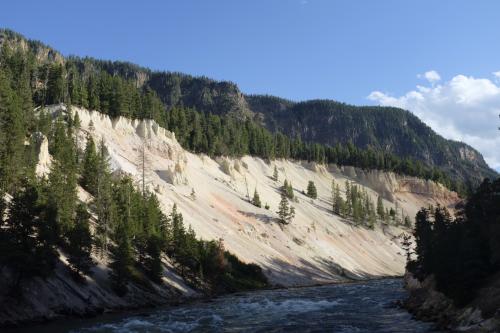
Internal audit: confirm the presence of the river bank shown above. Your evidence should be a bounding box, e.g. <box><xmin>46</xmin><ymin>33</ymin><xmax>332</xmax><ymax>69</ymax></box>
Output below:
<box><xmin>7</xmin><ymin>278</ymin><xmax>440</xmax><ymax>333</ymax></box>
<box><xmin>0</xmin><ymin>255</ymin><xmax>201</xmax><ymax>329</ymax></box>
<box><xmin>403</xmin><ymin>272</ymin><xmax>500</xmax><ymax>332</ymax></box>
<box><xmin>1</xmin><ymin>265</ymin><xmax>405</xmax><ymax>331</ymax></box>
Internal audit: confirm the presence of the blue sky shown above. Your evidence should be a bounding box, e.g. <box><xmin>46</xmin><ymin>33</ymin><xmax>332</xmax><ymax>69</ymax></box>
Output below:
<box><xmin>2</xmin><ymin>0</ymin><xmax>500</xmax><ymax>168</ymax></box>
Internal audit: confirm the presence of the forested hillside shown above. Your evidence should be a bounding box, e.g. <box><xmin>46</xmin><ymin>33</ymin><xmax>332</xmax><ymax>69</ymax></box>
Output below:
<box><xmin>0</xmin><ymin>29</ymin><xmax>268</xmax><ymax>306</ymax></box>
<box><xmin>0</xmin><ymin>29</ymin><xmax>495</xmax><ymax>194</ymax></box>
<box><xmin>247</xmin><ymin>97</ymin><xmax>496</xmax><ymax>189</ymax></box>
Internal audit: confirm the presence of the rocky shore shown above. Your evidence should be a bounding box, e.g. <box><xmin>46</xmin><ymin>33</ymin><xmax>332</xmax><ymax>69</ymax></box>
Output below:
<box><xmin>403</xmin><ymin>272</ymin><xmax>500</xmax><ymax>332</ymax></box>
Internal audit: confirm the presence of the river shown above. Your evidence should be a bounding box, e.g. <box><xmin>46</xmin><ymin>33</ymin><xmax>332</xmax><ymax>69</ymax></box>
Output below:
<box><xmin>21</xmin><ymin>278</ymin><xmax>442</xmax><ymax>333</ymax></box>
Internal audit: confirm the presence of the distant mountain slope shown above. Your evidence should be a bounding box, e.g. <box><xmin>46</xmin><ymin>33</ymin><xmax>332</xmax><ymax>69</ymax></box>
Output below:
<box><xmin>0</xmin><ymin>28</ymin><xmax>496</xmax><ymax>188</ymax></box>
<box><xmin>246</xmin><ymin>97</ymin><xmax>497</xmax><ymax>187</ymax></box>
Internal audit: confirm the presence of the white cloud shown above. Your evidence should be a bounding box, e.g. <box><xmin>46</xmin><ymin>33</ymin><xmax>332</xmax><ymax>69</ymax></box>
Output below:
<box><xmin>368</xmin><ymin>73</ymin><xmax>500</xmax><ymax>170</ymax></box>
<box><xmin>417</xmin><ymin>70</ymin><xmax>441</xmax><ymax>84</ymax></box>
<box><xmin>493</xmin><ymin>71</ymin><xmax>500</xmax><ymax>82</ymax></box>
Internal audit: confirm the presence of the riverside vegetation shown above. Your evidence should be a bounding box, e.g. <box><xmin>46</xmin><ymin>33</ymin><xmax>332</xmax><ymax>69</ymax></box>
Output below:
<box><xmin>405</xmin><ymin>177</ymin><xmax>500</xmax><ymax>329</ymax></box>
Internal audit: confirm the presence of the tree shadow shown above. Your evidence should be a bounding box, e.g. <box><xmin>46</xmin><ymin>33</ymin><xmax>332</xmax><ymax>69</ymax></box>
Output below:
<box><xmin>237</xmin><ymin>210</ymin><xmax>275</xmax><ymax>224</ymax></box>
<box><xmin>260</xmin><ymin>256</ymin><xmax>382</xmax><ymax>287</ymax></box>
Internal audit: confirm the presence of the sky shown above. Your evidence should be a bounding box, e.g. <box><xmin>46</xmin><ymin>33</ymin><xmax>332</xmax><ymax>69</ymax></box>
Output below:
<box><xmin>1</xmin><ymin>0</ymin><xmax>499</xmax><ymax>169</ymax></box>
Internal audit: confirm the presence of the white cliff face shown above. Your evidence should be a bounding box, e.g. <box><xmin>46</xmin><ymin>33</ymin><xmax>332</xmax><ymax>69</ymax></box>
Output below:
<box><xmin>44</xmin><ymin>105</ymin><xmax>459</xmax><ymax>286</ymax></box>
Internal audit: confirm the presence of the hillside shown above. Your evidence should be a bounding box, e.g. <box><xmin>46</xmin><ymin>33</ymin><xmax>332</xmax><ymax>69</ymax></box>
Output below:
<box><xmin>0</xmin><ymin>29</ymin><xmax>496</xmax><ymax>190</ymax></box>
<box><xmin>61</xmin><ymin>104</ymin><xmax>458</xmax><ymax>285</ymax></box>
<box><xmin>0</xmin><ymin>102</ymin><xmax>461</xmax><ymax>326</ymax></box>
<box><xmin>247</xmin><ymin>97</ymin><xmax>497</xmax><ymax>187</ymax></box>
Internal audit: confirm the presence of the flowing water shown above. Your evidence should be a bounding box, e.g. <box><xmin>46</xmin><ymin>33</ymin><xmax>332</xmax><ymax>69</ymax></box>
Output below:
<box><xmin>27</xmin><ymin>278</ymin><xmax>442</xmax><ymax>333</ymax></box>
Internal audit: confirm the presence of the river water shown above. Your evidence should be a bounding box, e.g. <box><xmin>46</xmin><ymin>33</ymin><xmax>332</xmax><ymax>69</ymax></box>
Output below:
<box><xmin>30</xmin><ymin>278</ymin><xmax>442</xmax><ymax>333</ymax></box>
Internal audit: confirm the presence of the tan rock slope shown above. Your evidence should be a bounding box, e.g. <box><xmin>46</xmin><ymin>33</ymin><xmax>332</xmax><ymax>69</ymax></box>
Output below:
<box><xmin>47</xmin><ymin>104</ymin><xmax>459</xmax><ymax>287</ymax></box>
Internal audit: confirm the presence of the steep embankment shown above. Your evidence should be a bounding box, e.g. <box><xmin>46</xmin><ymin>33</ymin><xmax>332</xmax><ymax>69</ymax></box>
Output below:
<box><xmin>56</xmin><ymin>104</ymin><xmax>457</xmax><ymax>286</ymax></box>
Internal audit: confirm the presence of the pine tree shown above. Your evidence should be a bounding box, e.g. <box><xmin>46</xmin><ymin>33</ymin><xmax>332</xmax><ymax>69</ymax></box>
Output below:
<box><xmin>377</xmin><ymin>195</ymin><xmax>385</xmax><ymax>220</ymax></box>
<box><xmin>67</xmin><ymin>203</ymin><xmax>93</xmax><ymax>277</ymax></box>
<box><xmin>252</xmin><ymin>188</ymin><xmax>262</xmax><ymax>208</ymax></box>
<box><xmin>401</xmin><ymin>233</ymin><xmax>413</xmax><ymax>263</ymax></box>
<box><xmin>109</xmin><ymin>221</ymin><xmax>134</xmax><ymax>296</ymax></box>
<box><xmin>48</xmin><ymin>117</ymin><xmax>78</xmax><ymax>236</ymax></box>
<box><xmin>0</xmin><ymin>68</ymin><xmax>26</xmax><ymax>193</ymax></box>
<box><xmin>277</xmin><ymin>193</ymin><xmax>295</xmax><ymax>225</ymax></box>
<box><xmin>169</xmin><ymin>204</ymin><xmax>186</xmax><ymax>258</ymax></box>
<box><xmin>94</xmin><ymin>139</ymin><xmax>113</xmax><ymax>256</ymax></box>
<box><xmin>145</xmin><ymin>233</ymin><xmax>164</xmax><ymax>283</ymax></box>
<box><xmin>80</xmin><ymin>135</ymin><xmax>99</xmax><ymax>195</ymax></box>
<box><xmin>333</xmin><ymin>184</ymin><xmax>344</xmax><ymax>216</ymax></box>
<box><xmin>46</xmin><ymin>64</ymin><xmax>65</xmax><ymax>105</ymax></box>
<box><xmin>345</xmin><ymin>181</ymin><xmax>352</xmax><ymax>215</ymax></box>
<box><xmin>272</xmin><ymin>166</ymin><xmax>279</xmax><ymax>181</ymax></box>
<box><xmin>413</xmin><ymin>208</ymin><xmax>433</xmax><ymax>276</ymax></box>
<box><xmin>1</xmin><ymin>180</ymin><xmax>58</xmax><ymax>289</ymax></box>
<box><xmin>367</xmin><ymin>204</ymin><xmax>377</xmax><ymax>229</ymax></box>
<box><xmin>306</xmin><ymin>180</ymin><xmax>317</xmax><ymax>199</ymax></box>
<box><xmin>282</xmin><ymin>179</ymin><xmax>294</xmax><ymax>199</ymax></box>
<box><xmin>404</xmin><ymin>215</ymin><xmax>412</xmax><ymax>228</ymax></box>
<box><xmin>353</xmin><ymin>200</ymin><xmax>363</xmax><ymax>225</ymax></box>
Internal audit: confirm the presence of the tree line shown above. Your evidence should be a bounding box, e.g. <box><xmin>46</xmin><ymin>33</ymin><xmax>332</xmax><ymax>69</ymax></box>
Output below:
<box><xmin>407</xmin><ymin>177</ymin><xmax>500</xmax><ymax>306</ymax></box>
<box><xmin>0</xmin><ymin>42</ymin><xmax>463</xmax><ymax>195</ymax></box>
<box><xmin>331</xmin><ymin>179</ymin><xmax>410</xmax><ymax>228</ymax></box>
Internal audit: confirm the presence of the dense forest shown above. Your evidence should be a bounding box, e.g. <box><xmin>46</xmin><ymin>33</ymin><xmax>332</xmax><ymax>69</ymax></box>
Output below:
<box><xmin>0</xmin><ymin>29</ymin><xmax>469</xmax><ymax>194</ymax></box>
<box><xmin>247</xmin><ymin>97</ymin><xmax>497</xmax><ymax>189</ymax></box>
<box><xmin>407</xmin><ymin>177</ymin><xmax>500</xmax><ymax>307</ymax></box>
<box><xmin>0</xmin><ymin>36</ymin><xmax>267</xmax><ymax>296</ymax></box>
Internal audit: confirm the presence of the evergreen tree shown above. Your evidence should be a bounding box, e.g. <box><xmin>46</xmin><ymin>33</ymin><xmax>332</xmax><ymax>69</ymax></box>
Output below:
<box><xmin>67</xmin><ymin>203</ymin><xmax>93</xmax><ymax>277</ymax></box>
<box><xmin>0</xmin><ymin>68</ymin><xmax>26</xmax><ymax>193</ymax></box>
<box><xmin>413</xmin><ymin>208</ymin><xmax>433</xmax><ymax>277</ymax></box>
<box><xmin>94</xmin><ymin>139</ymin><xmax>113</xmax><ymax>256</ymax></box>
<box><xmin>404</xmin><ymin>215</ymin><xmax>412</xmax><ymax>228</ymax></box>
<box><xmin>377</xmin><ymin>195</ymin><xmax>385</xmax><ymax>220</ymax></box>
<box><xmin>277</xmin><ymin>193</ymin><xmax>295</xmax><ymax>225</ymax></box>
<box><xmin>252</xmin><ymin>188</ymin><xmax>262</xmax><ymax>208</ymax></box>
<box><xmin>333</xmin><ymin>184</ymin><xmax>344</xmax><ymax>216</ymax></box>
<box><xmin>345</xmin><ymin>181</ymin><xmax>352</xmax><ymax>215</ymax></box>
<box><xmin>272</xmin><ymin>166</ymin><xmax>279</xmax><ymax>181</ymax></box>
<box><xmin>46</xmin><ymin>64</ymin><xmax>65</xmax><ymax>104</ymax></box>
<box><xmin>281</xmin><ymin>179</ymin><xmax>294</xmax><ymax>199</ymax></box>
<box><xmin>401</xmin><ymin>233</ymin><xmax>413</xmax><ymax>264</ymax></box>
<box><xmin>306</xmin><ymin>180</ymin><xmax>318</xmax><ymax>199</ymax></box>
<box><xmin>109</xmin><ymin>221</ymin><xmax>134</xmax><ymax>296</ymax></box>
<box><xmin>145</xmin><ymin>233</ymin><xmax>164</xmax><ymax>283</ymax></box>
<box><xmin>48</xmin><ymin>117</ymin><xmax>78</xmax><ymax>236</ymax></box>
<box><xmin>1</xmin><ymin>180</ymin><xmax>58</xmax><ymax>289</ymax></box>
<box><xmin>80</xmin><ymin>135</ymin><xmax>99</xmax><ymax>195</ymax></box>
